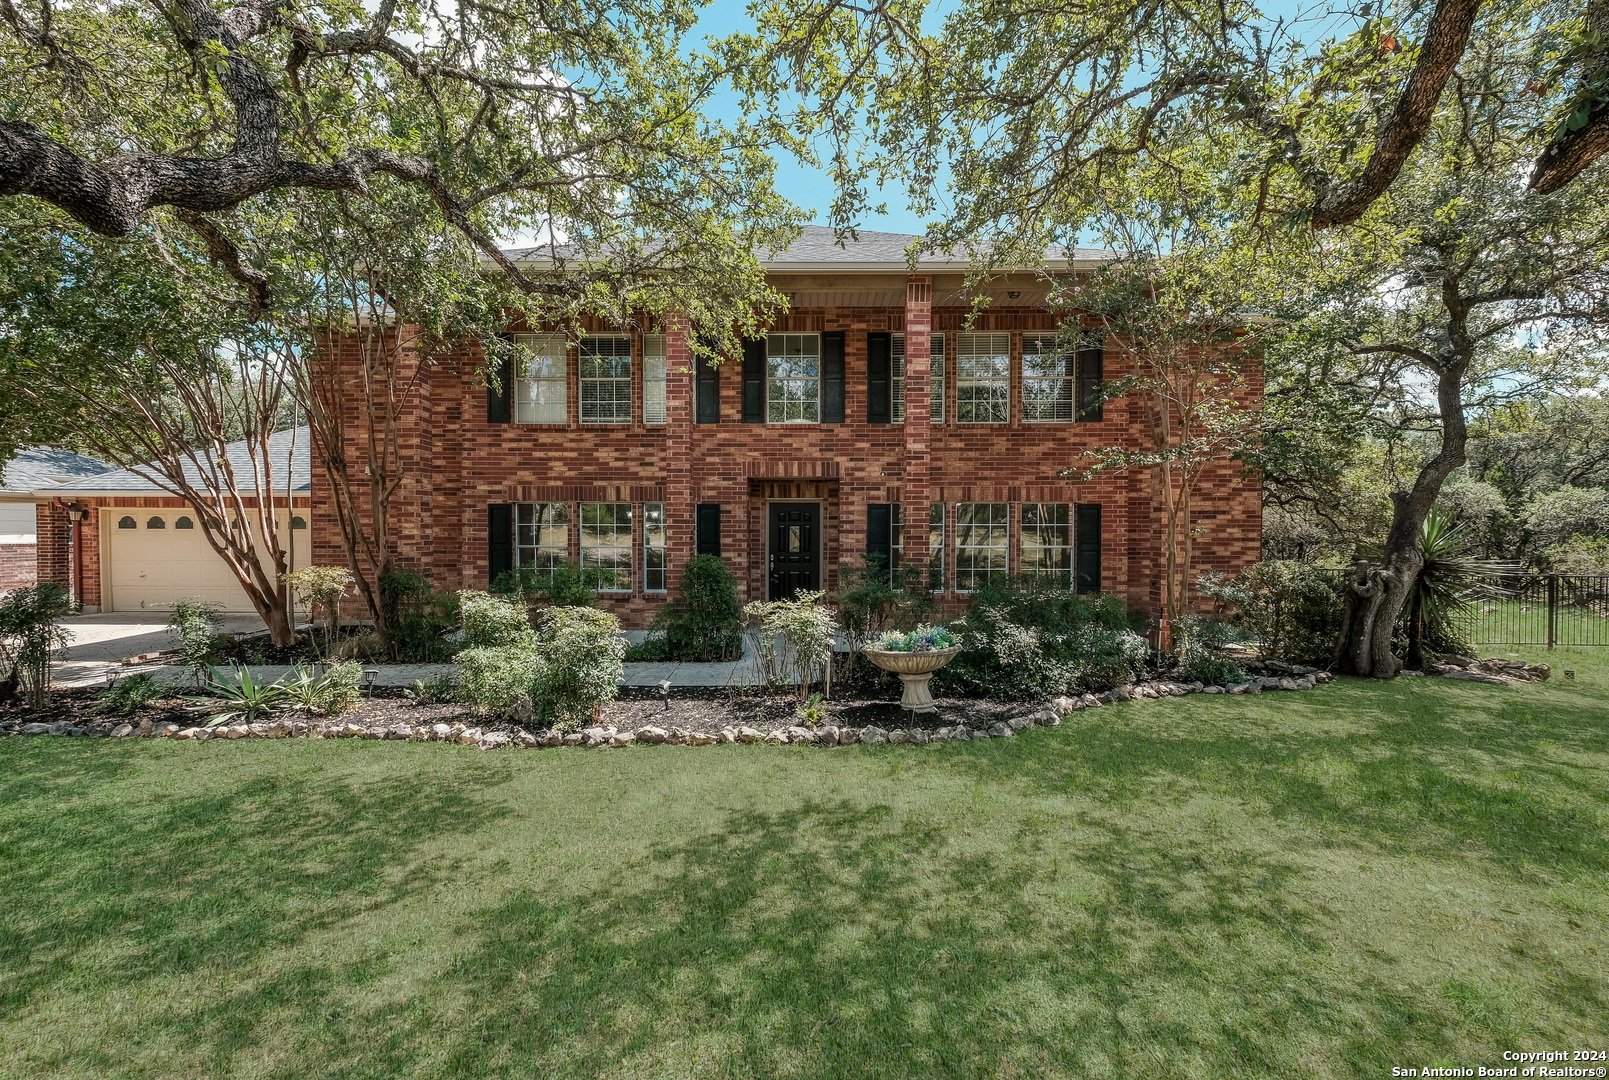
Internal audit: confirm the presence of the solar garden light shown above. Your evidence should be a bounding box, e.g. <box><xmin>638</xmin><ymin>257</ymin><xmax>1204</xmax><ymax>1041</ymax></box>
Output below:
<box><xmin>658</xmin><ymin>678</ymin><xmax>672</xmax><ymax>711</ymax></box>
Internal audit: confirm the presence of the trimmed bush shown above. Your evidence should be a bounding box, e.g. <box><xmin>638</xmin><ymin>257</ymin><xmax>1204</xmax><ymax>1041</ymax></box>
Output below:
<box><xmin>457</xmin><ymin>646</ymin><xmax>538</xmax><ymax>715</ymax></box>
<box><xmin>458</xmin><ymin>590</ymin><xmax>535</xmax><ymax>649</ymax></box>
<box><xmin>1199</xmin><ymin>561</ymin><xmax>1344</xmax><ymax>664</ymax></box>
<box><xmin>531</xmin><ymin>607</ymin><xmax>626</xmax><ymax>725</ymax></box>
<box><xmin>633</xmin><ymin>555</ymin><xmax>742</xmax><ymax>661</ymax></box>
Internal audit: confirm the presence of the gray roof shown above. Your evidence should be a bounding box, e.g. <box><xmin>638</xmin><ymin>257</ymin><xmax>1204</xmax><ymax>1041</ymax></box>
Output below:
<box><xmin>504</xmin><ymin>225</ymin><xmax>1119</xmax><ymax>272</ymax></box>
<box><xmin>43</xmin><ymin>428</ymin><xmax>310</xmax><ymax>495</ymax></box>
<box><xmin>0</xmin><ymin>447</ymin><xmax>116</xmax><ymax>495</ymax></box>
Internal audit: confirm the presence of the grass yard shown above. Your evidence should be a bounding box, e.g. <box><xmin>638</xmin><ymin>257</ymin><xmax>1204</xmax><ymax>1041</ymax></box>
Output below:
<box><xmin>2</xmin><ymin>650</ymin><xmax>1606</xmax><ymax>1079</ymax></box>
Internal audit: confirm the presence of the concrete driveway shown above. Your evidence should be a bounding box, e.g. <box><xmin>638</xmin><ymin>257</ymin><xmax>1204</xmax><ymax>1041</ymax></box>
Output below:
<box><xmin>54</xmin><ymin>611</ymin><xmax>268</xmax><ymax>684</ymax></box>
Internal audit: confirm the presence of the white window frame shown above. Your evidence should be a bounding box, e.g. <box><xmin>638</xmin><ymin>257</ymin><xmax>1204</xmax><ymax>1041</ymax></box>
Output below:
<box><xmin>957</xmin><ymin>332</ymin><xmax>1011</xmax><ymax>424</ymax></box>
<box><xmin>580</xmin><ymin>334</ymin><xmax>633</xmax><ymax>424</ymax></box>
<box><xmin>766</xmin><ymin>332</ymin><xmax>821</xmax><ymax>424</ymax></box>
<box><xmin>892</xmin><ymin>332</ymin><xmax>946</xmax><ymax>424</ymax></box>
<box><xmin>514</xmin><ymin>502</ymin><xmax>570</xmax><ymax>583</ymax></box>
<box><xmin>643</xmin><ymin>502</ymin><xmax>667</xmax><ymax>592</ymax></box>
<box><xmin>580</xmin><ymin>502</ymin><xmax>632</xmax><ymax>592</ymax></box>
<box><xmin>955</xmin><ymin>502</ymin><xmax>1010</xmax><ymax>591</ymax></box>
<box><xmin>1022</xmin><ymin>331</ymin><xmax>1077</xmax><ymax>423</ymax></box>
<box><xmin>928</xmin><ymin>502</ymin><xmax>945</xmax><ymax>592</ymax></box>
<box><xmin>512</xmin><ymin>333</ymin><xmax>568</xmax><ymax>425</ymax></box>
<box><xmin>642</xmin><ymin>334</ymin><xmax>667</xmax><ymax>425</ymax></box>
<box><xmin>1020</xmin><ymin>503</ymin><xmax>1073</xmax><ymax>586</ymax></box>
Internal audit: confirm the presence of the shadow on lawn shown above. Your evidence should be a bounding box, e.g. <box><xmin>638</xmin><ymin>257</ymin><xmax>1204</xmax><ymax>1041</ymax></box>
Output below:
<box><xmin>930</xmin><ymin>676</ymin><xmax>1609</xmax><ymax>882</ymax></box>
<box><xmin>0</xmin><ymin>745</ymin><xmax>510</xmax><ymax>1025</ymax></box>
<box><xmin>291</xmin><ymin>800</ymin><xmax>1478</xmax><ymax>1080</ymax></box>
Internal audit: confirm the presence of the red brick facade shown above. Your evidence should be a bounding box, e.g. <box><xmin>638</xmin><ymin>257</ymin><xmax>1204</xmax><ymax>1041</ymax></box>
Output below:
<box><xmin>310</xmin><ymin>273</ymin><xmax>1263</xmax><ymax>629</ymax></box>
<box><xmin>0</xmin><ymin>543</ymin><xmax>35</xmax><ymax>590</ymax></box>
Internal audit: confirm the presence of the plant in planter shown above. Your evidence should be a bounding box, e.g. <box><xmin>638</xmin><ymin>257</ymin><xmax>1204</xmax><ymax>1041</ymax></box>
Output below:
<box><xmin>863</xmin><ymin>624</ymin><xmax>962</xmax><ymax>713</ymax></box>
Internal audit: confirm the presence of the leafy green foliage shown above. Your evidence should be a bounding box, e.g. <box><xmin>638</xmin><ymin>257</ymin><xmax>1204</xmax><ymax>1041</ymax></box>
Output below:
<box><xmin>0</xmin><ymin>582</ymin><xmax>74</xmax><ymax>708</ymax></box>
<box><xmin>744</xmin><ymin>591</ymin><xmax>836</xmax><ymax>699</ymax></box>
<box><xmin>276</xmin><ymin>663</ymin><xmax>364</xmax><ymax>717</ymax></box>
<box><xmin>530</xmin><ymin>607</ymin><xmax>627</xmax><ymax>726</ymax></box>
<box><xmin>870</xmin><ymin>625</ymin><xmax>957</xmax><ymax>652</ymax></box>
<box><xmin>186</xmin><ymin>666</ymin><xmax>286</xmax><ymax>727</ymax></box>
<box><xmin>91</xmin><ymin>674</ymin><xmax>180</xmax><ymax>717</ymax></box>
<box><xmin>281</xmin><ymin>567</ymin><xmax>354</xmax><ymax>656</ymax></box>
<box><xmin>458</xmin><ymin>591</ymin><xmax>536</xmax><ymax>650</ymax></box>
<box><xmin>380</xmin><ymin>569</ymin><xmax>456</xmax><ymax>662</ymax></box>
<box><xmin>832</xmin><ymin>555</ymin><xmax>936</xmax><ymax>645</ymax></box>
<box><xmin>493</xmin><ymin>564</ymin><xmax>607</xmax><ymax>609</ymax></box>
<box><xmin>1200</xmin><ymin>562</ymin><xmax>1345</xmax><ymax>665</ymax></box>
<box><xmin>455</xmin><ymin>647</ymin><xmax>538</xmax><ymax>716</ymax></box>
<box><xmin>1402</xmin><ymin>509</ymin><xmax>1504</xmax><ymax>668</ymax></box>
<box><xmin>166</xmin><ymin>598</ymin><xmax>224</xmax><ymax>680</ymax></box>
<box><xmin>935</xmin><ymin>578</ymin><xmax>1146</xmax><ymax>698</ymax></box>
<box><xmin>1178</xmin><ymin>655</ymin><xmax>1249</xmax><ymax>687</ymax></box>
<box><xmin>632</xmin><ymin>555</ymin><xmax>743</xmax><ymax>662</ymax></box>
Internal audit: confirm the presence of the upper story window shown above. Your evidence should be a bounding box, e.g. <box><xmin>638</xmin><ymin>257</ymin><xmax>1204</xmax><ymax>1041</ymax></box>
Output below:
<box><xmin>957</xmin><ymin>332</ymin><xmax>1010</xmax><ymax>423</ymax></box>
<box><xmin>580</xmin><ymin>335</ymin><xmax>632</xmax><ymax>424</ymax></box>
<box><xmin>642</xmin><ymin>334</ymin><xmax>667</xmax><ymax>425</ymax></box>
<box><xmin>513</xmin><ymin>333</ymin><xmax>567</xmax><ymax>424</ymax></box>
<box><xmin>891</xmin><ymin>332</ymin><xmax>945</xmax><ymax>423</ymax></box>
<box><xmin>1022</xmin><ymin>332</ymin><xmax>1076</xmax><ymax>423</ymax></box>
<box><xmin>766</xmin><ymin>333</ymin><xmax>821</xmax><ymax>423</ymax></box>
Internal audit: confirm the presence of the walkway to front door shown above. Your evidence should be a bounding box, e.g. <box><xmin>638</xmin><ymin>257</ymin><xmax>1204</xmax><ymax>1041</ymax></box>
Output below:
<box><xmin>767</xmin><ymin>502</ymin><xmax>820</xmax><ymax>600</ymax></box>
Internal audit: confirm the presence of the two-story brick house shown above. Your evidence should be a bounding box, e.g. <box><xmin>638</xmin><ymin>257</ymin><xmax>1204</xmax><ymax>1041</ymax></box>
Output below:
<box><xmin>311</xmin><ymin>227</ymin><xmax>1263</xmax><ymax>628</ymax></box>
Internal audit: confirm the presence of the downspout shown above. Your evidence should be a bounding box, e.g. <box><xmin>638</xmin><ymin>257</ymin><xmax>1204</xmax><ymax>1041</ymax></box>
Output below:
<box><xmin>50</xmin><ymin>497</ymin><xmax>85</xmax><ymax>606</ymax></box>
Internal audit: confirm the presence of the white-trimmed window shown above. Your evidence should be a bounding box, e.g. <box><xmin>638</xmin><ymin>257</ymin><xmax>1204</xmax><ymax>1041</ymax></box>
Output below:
<box><xmin>1021</xmin><ymin>503</ymin><xmax>1072</xmax><ymax>586</ymax></box>
<box><xmin>928</xmin><ymin>503</ymin><xmax>945</xmax><ymax>591</ymax></box>
<box><xmin>642</xmin><ymin>334</ymin><xmax>667</xmax><ymax>425</ymax></box>
<box><xmin>891</xmin><ymin>332</ymin><xmax>946</xmax><ymax>423</ymax></box>
<box><xmin>515</xmin><ymin>502</ymin><xmax>569</xmax><ymax>582</ymax></box>
<box><xmin>643</xmin><ymin>502</ymin><xmax>667</xmax><ymax>592</ymax></box>
<box><xmin>766</xmin><ymin>333</ymin><xmax>821</xmax><ymax>423</ymax></box>
<box><xmin>955</xmin><ymin>502</ymin><xmax>1009</xmax><ymax>590</ymax></box>
<box><xmin>957</xmin><ymin>332</ymin><xmax>1010</xmax><ymax>423</ymax></box>
<box><xmin>580</xmin><ymin>502</ymin><xmax>632</xmax><ymax>591</ymax></box>
<box><xmin>513</xmin><ymin>333</ymin><xmax>567</xmax><ymax>424</ymax></box>
<box><xmin>1022</xmin><ymin>331</ymin><xmax>1077</xmax><ymax>422</ymax></box>
<box><xmin>580</xmin><ymin>335</ymin><xmax>632</xmax><ymax>424</ymax></box>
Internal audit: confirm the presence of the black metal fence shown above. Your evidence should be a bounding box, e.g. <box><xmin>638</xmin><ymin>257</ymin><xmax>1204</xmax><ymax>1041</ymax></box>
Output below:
<box><xmin>1456</xmin><ymin>572</ymin><xmax>1609</xmax><ymax>648</ymax></box>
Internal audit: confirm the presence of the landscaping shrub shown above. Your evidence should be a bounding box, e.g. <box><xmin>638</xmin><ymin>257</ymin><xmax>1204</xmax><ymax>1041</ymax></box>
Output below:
<box><xmin>186</xmin><ymin>665</ymin><xmax>286</xmax><ymax>726</ymax></box>
<box><xmin>0</xmin><ymin>582</ymin><xmax>75</xmax><ymax>708</ymax></box>
<box><xmin>934</xmin><ymin>576</ymin><xmax>1146</xmax><ymax>697</ymax></box>
<box><xmin>458</xmin><ymin>590</ymin><xmax>535</xmax><ymax>649</ymax></box>
<box><xmin>456</xmin><ymin>645</ymin><xmax>537</xmax><ymax>715</ymax></box>
<box><xmin>531</xmin><ymin>606</ymin><xmax>626</xmax><ymax>725</ymax></box>
<box><xmin>1542</xmin><ymin>535</ymin><xmax>1609</xmax><ymax>574</ymax></box>
<box><xmin>492</xmin><ymin>563</ymin><xmax>607</xmax><ymax>608</ymax></box>
<box><xmin>1199</xmin><ymin>561</ymin><xmax>1344</xmax><ymax>664</ymax></box>
<box><xmin>91</xmin><ymin>673</ymin><xmax>179</xmax><ymax>716</ymax></box>
<box><xmin>281</xmin><ymin>566</ymin><xmax>354</xmax><ymax>656</ymax></box>
<box><xmin>631</xmin><ymin>554</ymin><xmax>742</xmax><ymax>661</ymax></box>
<box><xmin>743</xmin><ymin>591</ymin><xmax>836</xmax><ymax>699</ymax></box>
<box><xmin>380</xmin><ymin>569</ymin><xmax>457</xmax><ymax>662</ymax></box>
<box><xmin>1178</xmin><ymin>654</ymin><xmax>1248</xmax><ymax>686</ymax></box>
<box><xmin>167</xmin><ymin>597</ymin><xmax>223</xmax><ymax>682</ymax></box>
<box><xmin>277</xmin><ymin>662</ymin><xmax>365</xmax><ymax>716</ymax></box>
<box><xmin>833</xmin><ymin>555</ymin><xmax>936</xmax><ymax>645</ymax></box>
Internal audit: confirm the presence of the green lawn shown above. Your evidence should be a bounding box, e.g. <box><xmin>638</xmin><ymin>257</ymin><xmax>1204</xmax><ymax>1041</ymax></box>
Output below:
<box><xmin>2</xmin><ymin>651</ymin><xmax>1607</xmax><ymax>1079</ymax></box>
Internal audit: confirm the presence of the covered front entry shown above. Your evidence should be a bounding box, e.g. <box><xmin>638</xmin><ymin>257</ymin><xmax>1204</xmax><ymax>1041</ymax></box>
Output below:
<box><xmin>767</xmin><ymin>502</ymin><xmax>820</xmax><ymax>600</ymax></box>
<box><xmin>102</xmin><ymin>508</ymin><xmax>311</xmax><ymax>612</ymax></box>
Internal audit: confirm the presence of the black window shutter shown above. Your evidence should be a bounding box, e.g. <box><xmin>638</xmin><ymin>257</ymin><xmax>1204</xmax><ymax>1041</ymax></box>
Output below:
<box><xmin>866</xmin><ymin>503</ymin><xmax>892</xmax><ymax>579</ymax></box>
<box><xmin>1077</xmin><ymin>342</ymin><xmax>1105</xmax><ymax>422</ymax></box>
<box><xmin>821</xmin><ymin>331</ymin><xmax>846</xmax><ymax>423</ymax></box>
<box><xmin>488</xmin><ymin>503</ymin><xmax>514</xmax><ymax>587</ymax></box>
<box><xmin>741</xmin><ymin>338</ymin><xmax>766</xmax><ymax>423</ymax></box>
<box><xmin>866</xmin><ymin>332</ymin><xmax>892</xmax><ymax>424</ymax></box>
<box><xmin>1075</xmin><ymin>503</ymin><xmax>1102</xmax><ymax>593</ymax></box>
<box><xmin>696</xmin><ymin>503</ymin><xmax>722</xmax><ymax>556</ymax></box>
<box><xmin>487</xmin><ymin>333</ymin><xmax>513</xmax><ymax>423</ymax></box>
<box><xmin>696</xmin><ymin>339</ymin><xmax>721</xmax><ymax>424</ymax></box>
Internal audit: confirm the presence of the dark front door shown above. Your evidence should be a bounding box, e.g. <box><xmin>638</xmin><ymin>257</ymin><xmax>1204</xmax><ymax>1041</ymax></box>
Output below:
<box><xmin>768</xmin><ymin>503</ymin><xmax>820</xmax><ymax>600</ymax></box>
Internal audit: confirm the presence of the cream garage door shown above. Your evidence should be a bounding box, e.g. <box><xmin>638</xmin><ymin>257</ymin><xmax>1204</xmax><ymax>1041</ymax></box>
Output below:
<box><xmin>104</xmin><ymin>509</ymin><xmax>312</xmax><ymax>612</ymax></box>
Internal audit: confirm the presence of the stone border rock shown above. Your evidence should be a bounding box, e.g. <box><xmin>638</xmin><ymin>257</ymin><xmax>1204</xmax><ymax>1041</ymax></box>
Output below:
<box><xmin>3</xmin><ymin>669</ymin><xmax>1340</xmax><ymax>749</ymax></box>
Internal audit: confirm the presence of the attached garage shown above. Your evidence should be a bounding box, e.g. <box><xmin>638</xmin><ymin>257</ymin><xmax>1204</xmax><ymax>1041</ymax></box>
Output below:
<box><xmin>102</xmin><ymin>509</ymin><xmax>312</xmax><ymax>612</ymax></box>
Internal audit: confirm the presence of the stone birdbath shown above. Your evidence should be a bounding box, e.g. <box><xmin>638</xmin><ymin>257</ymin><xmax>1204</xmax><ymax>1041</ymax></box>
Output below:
<box><xmin>862</xmin><ymin>644</ymin><xmax>962</xmax><ymax>714</ymax></box>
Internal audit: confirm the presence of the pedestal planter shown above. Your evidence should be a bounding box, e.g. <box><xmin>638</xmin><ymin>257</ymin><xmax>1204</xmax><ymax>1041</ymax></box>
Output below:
<box><xmin>862</xmin><ymin>646</ymin><xmax>962</xmax><ymax>713</ymax></box>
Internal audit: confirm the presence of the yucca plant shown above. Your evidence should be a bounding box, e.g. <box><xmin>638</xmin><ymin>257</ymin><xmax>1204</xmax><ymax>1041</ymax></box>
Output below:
<box><xmin>186</xmin><ymin>665</ymin><xmax>287</xmax><ymax>727</ymax></box>
<box><xmin>1403</xmin><ymin>509</ymin><xmax>1507</xmax><ymax>670</ymax></box>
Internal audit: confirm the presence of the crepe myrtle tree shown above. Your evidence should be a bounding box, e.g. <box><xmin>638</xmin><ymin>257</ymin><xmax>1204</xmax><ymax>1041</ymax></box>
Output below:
<box><xmin>0</xmin><ymin>0</ymin><xmax>799</xmax><ymax>322</ymax></box>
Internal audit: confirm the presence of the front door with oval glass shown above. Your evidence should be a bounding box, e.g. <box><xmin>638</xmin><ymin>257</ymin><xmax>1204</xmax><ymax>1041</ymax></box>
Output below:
<box><xmin>768</xmin><ymin>503</ymin><xmax>820</xmax><ymax>600</ymax></box>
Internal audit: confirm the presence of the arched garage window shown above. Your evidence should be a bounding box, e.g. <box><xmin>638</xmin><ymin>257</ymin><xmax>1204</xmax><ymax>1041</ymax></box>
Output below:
<box><xmin>146</xmin><ymin>516</ymin><xmax>166</xmax><ymax>529</ymax></box>
<box><xmin>291</xmin><ymin>516</ymin><xmax>307</xmax><ymax>530</ymax></box>
<box><xmin>175</xmin><ymin>516</ymin><xmax>195</xmax><ymax>529</ymax></box>
<box><xmin>117</xmin><ymin>516</ymin><xmax>136</xmax><ymax>529</ymax></box>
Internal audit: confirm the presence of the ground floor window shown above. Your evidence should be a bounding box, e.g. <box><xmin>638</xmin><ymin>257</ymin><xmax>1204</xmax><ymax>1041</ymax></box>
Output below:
<box><xmin>514</xmin><ymin>502</ymin><xmax>569</xmax><ymax>583</ymax></box>
<box><xmin>580</xmin><ymin>502</ymin><xmax>632</xmax><ymax>591</ymax></box>
<box><xmin>644</xmin><ymin>502</ymin><xmax>667</xmax><ymax>592</ymax></box>
<box><xmin>1020</xmin><ymin>503</ymin><xmax>1072</xmax><ymax>585</ymax></box>
<box><xmin>955</xmin><ymin>503</ymin><xmax>1010</xmax><ymax>590</ymax></box>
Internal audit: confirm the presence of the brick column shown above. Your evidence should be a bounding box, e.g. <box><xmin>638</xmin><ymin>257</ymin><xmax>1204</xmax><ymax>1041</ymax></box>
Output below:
<box><xmin>663</xmin><ymin>315</ymin><xmax>696</xmax><ymax>592</ymax></box>
<box><xmin>902</xmin><ymin>276</ymin><xmax>933</xmax><ymax>575</ymax></box>
<box><xmin>35</xmin><ymin>501</ymin><xmax>71</xmax><ymax>594</ymax></box>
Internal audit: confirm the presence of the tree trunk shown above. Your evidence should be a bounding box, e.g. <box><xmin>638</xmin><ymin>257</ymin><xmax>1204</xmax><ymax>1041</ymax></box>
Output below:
<box><xmin>1333</xmin><ymin>361</ymin><xmax>1468</xmax><ymax>677</ymax></box>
